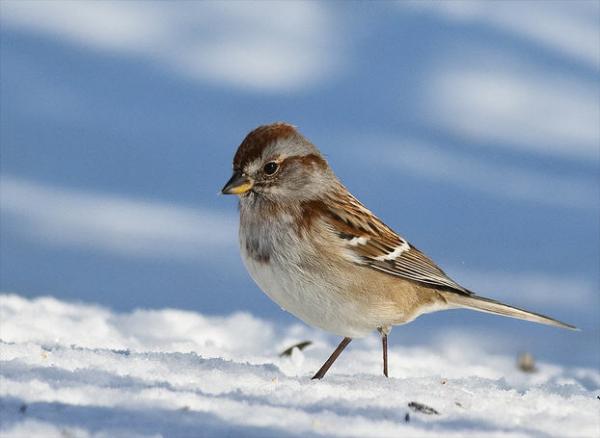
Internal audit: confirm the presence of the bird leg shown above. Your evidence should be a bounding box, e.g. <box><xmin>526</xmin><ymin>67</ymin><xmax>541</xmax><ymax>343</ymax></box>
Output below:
<box><xmin>378</xmin><ymin>327</ymin><xmax>389</xmax><ymax>378</ymax></box>
<box><xmin>311</xmin><ymin>337</ymin><xmax>352</xmax><ymax>379</ymax></box>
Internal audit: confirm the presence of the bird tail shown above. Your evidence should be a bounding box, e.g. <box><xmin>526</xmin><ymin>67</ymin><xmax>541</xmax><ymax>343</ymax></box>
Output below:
<box><xmin>440</xmin><ymin>292</ymin><xmax>578</xmax><ymax>330</ymax></box>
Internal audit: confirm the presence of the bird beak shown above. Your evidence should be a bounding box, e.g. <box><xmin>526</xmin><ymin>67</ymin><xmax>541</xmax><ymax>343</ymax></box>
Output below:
<box><xmin>221</xmin><ymin>171</ymin><xmax>253</xmax><ymax>195</ymax></box>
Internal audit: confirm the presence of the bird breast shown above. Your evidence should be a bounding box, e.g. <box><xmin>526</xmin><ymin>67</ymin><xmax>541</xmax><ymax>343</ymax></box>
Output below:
<box><xmin>238</xmin><ymin>200</ymin><xmax>405</xmax><ymax>337</ymax></box>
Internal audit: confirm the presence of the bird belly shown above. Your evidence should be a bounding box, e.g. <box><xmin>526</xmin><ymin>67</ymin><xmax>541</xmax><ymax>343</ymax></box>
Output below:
<box><xmin>241</xmin><ymin>251</ymin><xmax>377</xmax><ymax>338</ymax></box>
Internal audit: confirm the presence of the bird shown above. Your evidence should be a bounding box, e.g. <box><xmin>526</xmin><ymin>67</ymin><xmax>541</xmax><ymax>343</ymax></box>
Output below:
<box><xmin>221</xmin><ymin>122</ymin><xmax>576</xmax><ymax>379</ymax></box>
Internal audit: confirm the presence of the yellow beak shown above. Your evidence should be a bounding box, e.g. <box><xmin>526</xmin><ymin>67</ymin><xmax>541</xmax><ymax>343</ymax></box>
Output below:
<box><xmin>221</xmin><ymin>171</ymin><xmax>253</xmax><ymax>195</ymax></box>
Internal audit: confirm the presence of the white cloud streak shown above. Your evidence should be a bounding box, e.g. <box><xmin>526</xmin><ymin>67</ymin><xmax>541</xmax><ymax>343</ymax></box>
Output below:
<box><xmin>372</xmin><ymin>138</ymin><xmax>597</xmax><ymax>209</ymax></box>
<box><xmin>400</xmin><ymin>1</ymin><xmax>600</xmax><ymax>162</ymax></box>
<box><xmin>402</xmin><ymin>0</ymin><xmax>600</xmax><ymax>70</ymax></box>
<box><xmin>426</xmin><ymin>65</ymin><xmax>600</xmax><ymax>161</ymax></box>
<box><xmin>0</xmin><ymin>0</ymin><xmax>338</xmax><ymax>92</ymax></box>
<box><xmin>0</xmin><ymin>176</ymin><xmax>237</xmax><ymax>259</ymax></box>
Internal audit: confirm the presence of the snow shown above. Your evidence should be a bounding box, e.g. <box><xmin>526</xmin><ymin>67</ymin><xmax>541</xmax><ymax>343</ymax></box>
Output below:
<box><xmin>1</xmin><ymin>294</ymin><xmax>599</xmax><ymax>437</ymax></box>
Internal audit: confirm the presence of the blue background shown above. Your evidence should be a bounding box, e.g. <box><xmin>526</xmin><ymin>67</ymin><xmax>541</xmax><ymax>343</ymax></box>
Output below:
<box><xmin>1</xmin><ymin>1</ymin><xmax>598</xmax><ymax>368</ymax></box>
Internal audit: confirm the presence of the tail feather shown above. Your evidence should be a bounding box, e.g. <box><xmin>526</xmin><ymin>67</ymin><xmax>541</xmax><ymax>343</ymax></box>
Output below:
<box><xmin>441</xmin><ymin>293</ymin><xmax>578</xmax><ymax>331</ymax></box>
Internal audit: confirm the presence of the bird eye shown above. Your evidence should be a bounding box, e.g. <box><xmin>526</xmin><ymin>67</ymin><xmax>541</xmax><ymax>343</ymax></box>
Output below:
<box><xmin>263</xmin><ymin>161</ymin><xmax>279</xmax><ymax>175</ymax></box>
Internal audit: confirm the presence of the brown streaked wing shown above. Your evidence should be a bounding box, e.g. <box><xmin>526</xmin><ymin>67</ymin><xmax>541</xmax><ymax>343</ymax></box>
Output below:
<box><xmin>314</xmin><ymin>190</ymin><xmax>472</xmax><ymax>296</ymax></box>
<box><xmin>365</xmin><ymin>245</ymin><xmax>471</xmax><ymax>294</ymax></box>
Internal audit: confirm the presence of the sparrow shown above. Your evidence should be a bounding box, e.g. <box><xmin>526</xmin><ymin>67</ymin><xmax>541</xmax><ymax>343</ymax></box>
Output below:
<box><xmin>221</xmin><ymin>122</ymin><xmax>576</xmax><ymax>379</ymax></box>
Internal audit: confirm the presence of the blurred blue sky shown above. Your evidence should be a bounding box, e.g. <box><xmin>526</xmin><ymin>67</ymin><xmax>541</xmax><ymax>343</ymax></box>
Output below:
<box><xmin>1</xmin><ymin>1</ymin><xmax>598</xmax><ymax>368</ymax></box>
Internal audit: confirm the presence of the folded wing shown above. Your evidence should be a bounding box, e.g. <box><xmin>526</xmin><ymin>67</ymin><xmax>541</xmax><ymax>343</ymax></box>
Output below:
<box><xmin>317</xmin><ymin>190</ymin><xmax>472</xmax><ymax>296</ymax></box>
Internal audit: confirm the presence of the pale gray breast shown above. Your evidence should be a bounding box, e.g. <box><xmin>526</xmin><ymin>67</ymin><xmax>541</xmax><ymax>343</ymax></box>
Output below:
<box><xmin>240</xmin><ymin>221</ymin><xmax>272</xmax><ymax>264</ymax></box>
<box><xmin>239</xmin><ymin>197</ymin><xmax>305</xmax><ymax>267</ymax></box>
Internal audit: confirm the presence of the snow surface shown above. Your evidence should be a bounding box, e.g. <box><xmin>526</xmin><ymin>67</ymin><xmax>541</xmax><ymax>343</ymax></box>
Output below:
<box><xmin>1</xmin><ymin>294</ymin><xmax>598</xmax><ymax>438</ymax></box>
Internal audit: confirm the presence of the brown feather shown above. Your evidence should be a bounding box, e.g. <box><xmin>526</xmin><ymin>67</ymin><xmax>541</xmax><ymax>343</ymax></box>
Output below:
<box><xmin>233</xmin><ymin>123</ymin><xmax>298</xmax><ymax>170</ymax></box>
<box><xmin>301</xmin><ymin>186</ymin><xmax>472</xmax><ymax>295</ymax></box>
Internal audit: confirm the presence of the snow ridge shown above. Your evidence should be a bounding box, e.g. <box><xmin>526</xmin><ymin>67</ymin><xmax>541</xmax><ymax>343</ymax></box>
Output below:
<box><xmin>1</xmin><ymin>294</ymin><xmax>598</xmax><ymax>437</ymax></box>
